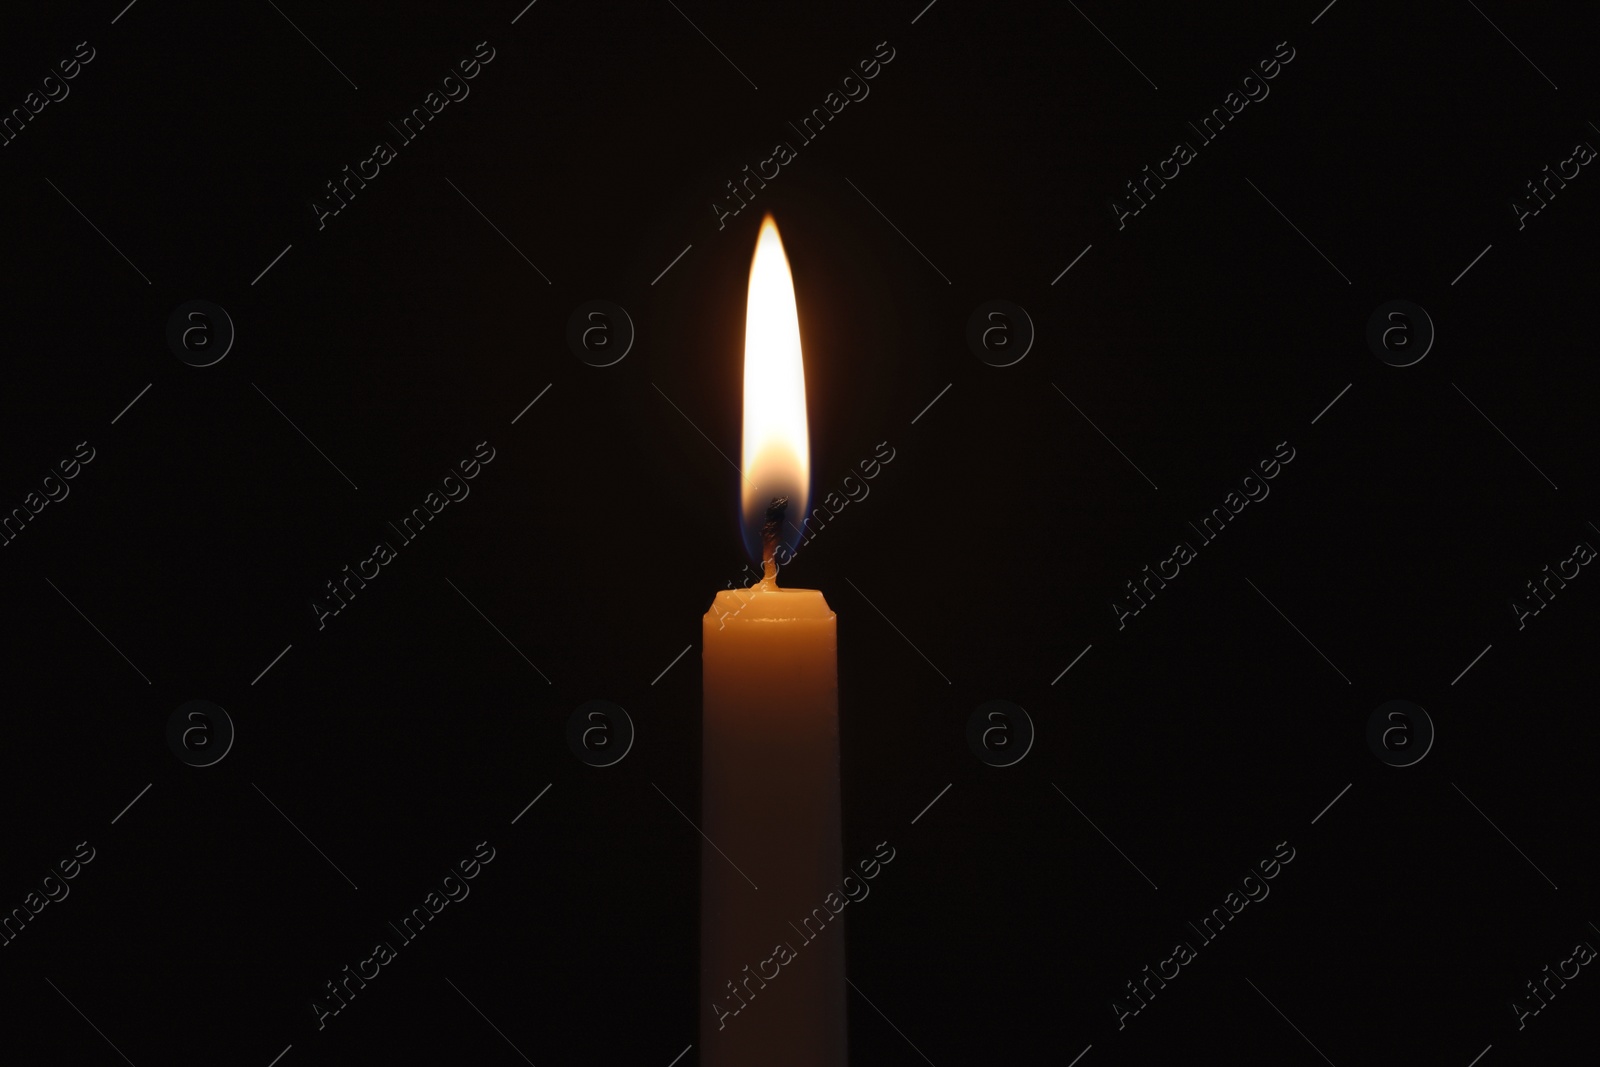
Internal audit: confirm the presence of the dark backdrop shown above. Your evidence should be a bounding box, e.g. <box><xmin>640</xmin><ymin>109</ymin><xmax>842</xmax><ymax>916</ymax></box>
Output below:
<box><xmin>2</xmin><ymin>1</ymin><xmax>1598</xmax><ymax>1064</ymax></box>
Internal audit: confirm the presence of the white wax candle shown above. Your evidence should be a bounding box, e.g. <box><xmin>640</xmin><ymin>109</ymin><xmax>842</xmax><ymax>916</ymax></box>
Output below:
<box><xmin>701</xmin><ymin>581</ymin><xmax>845</xmax><ymax>1065</ymax></box>
<box><xmin>699</xmin><ymin>213</ymin><xmax>846</xmax><ymax>1063</ymax></box>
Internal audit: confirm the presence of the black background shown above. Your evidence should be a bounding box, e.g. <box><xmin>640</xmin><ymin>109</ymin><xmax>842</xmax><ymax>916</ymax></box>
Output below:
<box><xmin>2</xmin><ymin>1</ymin><xmax>1598</xmax><ymax>1064</ymax></box>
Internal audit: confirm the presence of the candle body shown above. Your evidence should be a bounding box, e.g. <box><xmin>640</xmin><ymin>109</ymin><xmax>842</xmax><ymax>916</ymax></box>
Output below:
<box><xmin>701</xmin><ymin>585</ymin><xmax>846</xmax><ymax>1065</ymax></box>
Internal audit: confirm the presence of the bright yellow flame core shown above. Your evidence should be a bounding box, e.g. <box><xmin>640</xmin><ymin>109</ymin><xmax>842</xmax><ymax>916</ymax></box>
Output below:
<box><xmin>741</xmin><ymin>216</ymin><xmax>809</xmax><ymax>534</ymax></box>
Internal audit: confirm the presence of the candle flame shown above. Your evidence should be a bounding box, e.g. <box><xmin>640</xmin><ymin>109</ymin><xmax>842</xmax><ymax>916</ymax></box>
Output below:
<box><xmin>740</xmin><ymin>214</ymin><xmax>810</xmax><ymax>563</ymax></box>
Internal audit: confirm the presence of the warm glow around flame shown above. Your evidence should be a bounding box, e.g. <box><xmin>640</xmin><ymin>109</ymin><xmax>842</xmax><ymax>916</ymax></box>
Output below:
<box><xmin>740</xmin><ymin>214</ymin><xmax>809</xmax><ymax>558</ymax></box>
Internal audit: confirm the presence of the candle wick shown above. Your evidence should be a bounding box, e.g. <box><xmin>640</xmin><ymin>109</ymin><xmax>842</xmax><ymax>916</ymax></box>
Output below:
<box><xmin>761</xmin><ymin>496</ymin><xmax>788</xmax><ymax>588</ymax></box>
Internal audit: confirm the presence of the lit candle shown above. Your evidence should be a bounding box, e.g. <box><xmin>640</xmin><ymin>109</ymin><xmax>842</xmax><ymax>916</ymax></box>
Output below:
<box><xmin>700</xmin><ymin>216</ymin><xmax>846</xmax><ymax>1064</ymax></box>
